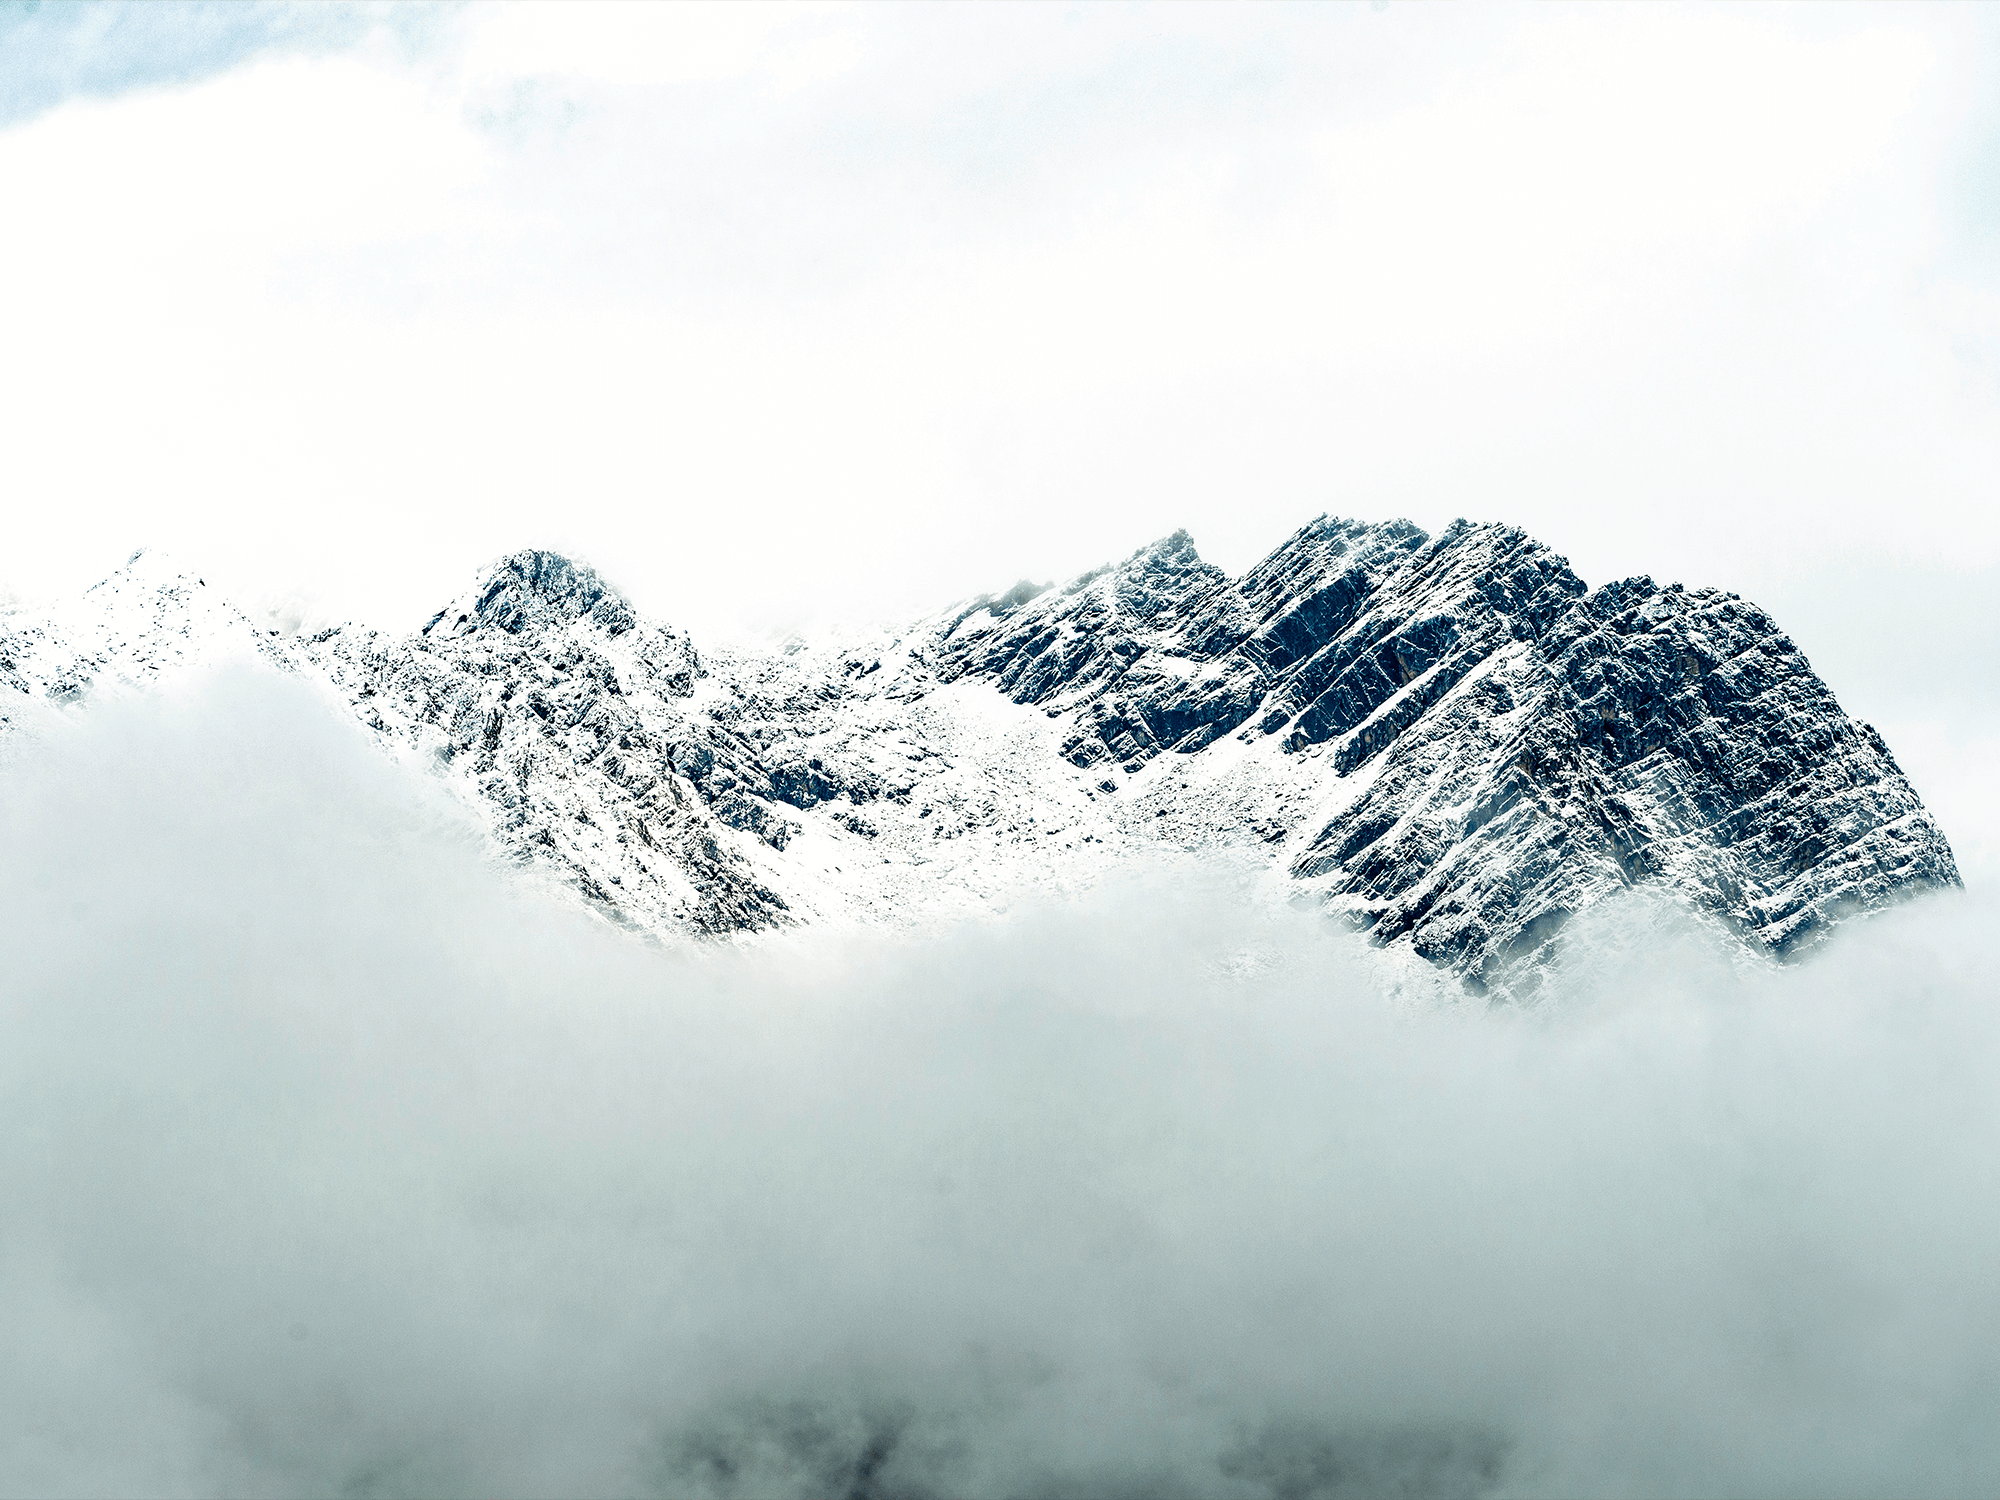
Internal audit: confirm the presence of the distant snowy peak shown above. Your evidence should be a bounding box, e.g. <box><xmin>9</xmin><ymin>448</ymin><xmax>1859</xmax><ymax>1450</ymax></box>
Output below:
<box><xmin>0</xmin><ymin>547</ymin><xmax>290</xmax><ymax>729</ymax></box>
<box><xmin>420</xmin><ymin>550</ymin><xmax>640</xmax><ymax>643</ymax></box>
<box><xmin>0</xmin><ymin>518</ymin><xmax>1961</xmax><ymax>990</ymax></box>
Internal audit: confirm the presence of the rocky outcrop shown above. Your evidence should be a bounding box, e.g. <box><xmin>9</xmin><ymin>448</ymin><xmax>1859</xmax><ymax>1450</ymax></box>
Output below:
<box><xmin>421</xmin><ymin>549</ymin><xmax>639</xmax><ymax>643</ymax></box>
<box><xmin>309</xmin><ymin>553</ymin><xmax>796</xmax><ymax>935</ymax></box>
<box><xmin>925</xmin><ymin>516</ymin><xmax>1957</xmax><ymax>986</ymax></box>
<box><xmin>1289</xmin><ymin>568</ymin><xmax>1955</xmax><ymax>987</ymax></box>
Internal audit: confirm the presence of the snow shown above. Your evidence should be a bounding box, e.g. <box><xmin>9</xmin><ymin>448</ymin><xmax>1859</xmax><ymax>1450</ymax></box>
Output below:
<box><xmin>0</xmin><ymin>522</ymin><xmax>1961</xmax><ymax>990</ymax></box>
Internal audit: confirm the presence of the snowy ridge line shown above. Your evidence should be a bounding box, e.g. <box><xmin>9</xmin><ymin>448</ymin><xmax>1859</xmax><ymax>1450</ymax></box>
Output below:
<box><xmin>0</xmin><ymin>519</ymin><xmax>1959</xmax><ymax>993</ymax></box>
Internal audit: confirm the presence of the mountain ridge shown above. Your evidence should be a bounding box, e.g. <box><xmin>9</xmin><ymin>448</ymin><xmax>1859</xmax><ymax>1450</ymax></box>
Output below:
<box><xmin>0</xmin><ymin>516</ymin><xmax>1959</xmax><ymax>992</ymax></box>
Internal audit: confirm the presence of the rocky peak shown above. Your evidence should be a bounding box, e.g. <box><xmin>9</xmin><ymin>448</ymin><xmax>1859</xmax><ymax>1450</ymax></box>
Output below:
<box><xmin>423</xmin><ymin>550</ymin><xmax>636</xmax><ymax>641</ymax></box>
<box><xmin>1111</xmin><ymin>529</ymin><xmax>1223</xmax><ymax>619</ymax></box>
<box><xmin>918</xmin><ymin>514</ymin><xmax>1953</xmax><ymax>984</ymax></box>
<box><xmin>932</xmin><ymin>515</ymin><xmax>1586</xmax><ymax>774</ymax></box>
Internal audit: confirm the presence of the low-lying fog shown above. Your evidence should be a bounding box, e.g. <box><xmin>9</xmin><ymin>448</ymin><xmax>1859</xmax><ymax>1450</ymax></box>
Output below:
<box><xmin>3</xmin><ymin>671</ymin><xmax>1995</xmax><ymax>1499</ymax></box>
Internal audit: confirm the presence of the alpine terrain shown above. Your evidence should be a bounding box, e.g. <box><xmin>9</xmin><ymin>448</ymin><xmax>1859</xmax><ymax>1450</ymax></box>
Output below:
<box><xmin>0</xmin><ymin>517</ymin><xmax>1959</xmax><ymax>992</ymax></box>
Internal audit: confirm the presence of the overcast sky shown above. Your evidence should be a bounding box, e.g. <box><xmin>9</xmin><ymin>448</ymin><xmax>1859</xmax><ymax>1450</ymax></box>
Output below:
<box><xmin>3</xmin><ymin>0</ymin><xmax>1996</xmax><ymax>867</ymax></box>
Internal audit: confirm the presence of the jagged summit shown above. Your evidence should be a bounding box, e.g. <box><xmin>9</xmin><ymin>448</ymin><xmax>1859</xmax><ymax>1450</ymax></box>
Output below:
<box><xmin>0</xmin><ymin>517</ymin><xmax>1960</xmax><ymax>988</ymax></box>
<box><xmin>422</xmin><ymin>550</ymin><xmax>636</xmax><ymax>642</ymax></box>
<box><xmin>932</xmin><ymin>513</ymin><xmax>1451</xmax><ymax>768</ymax></box>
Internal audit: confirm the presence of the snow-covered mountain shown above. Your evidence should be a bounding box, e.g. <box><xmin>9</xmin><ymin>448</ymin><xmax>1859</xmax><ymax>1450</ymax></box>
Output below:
<box><xmin>0</xmin><ymin>548</ymin><xmax>293</xmax><ymax>726</ymax></box>
<box><xmin>1</xmin><ymin>519</ymin><xmax>1959</xmax><ymax>991</ymax></box>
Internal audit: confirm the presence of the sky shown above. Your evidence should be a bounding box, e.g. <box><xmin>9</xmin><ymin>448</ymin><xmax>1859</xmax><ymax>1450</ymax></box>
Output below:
<box><xmin>1</xmin><ymin>0</ymin><xmax>1996</xmax><ymax>867</ymax></box>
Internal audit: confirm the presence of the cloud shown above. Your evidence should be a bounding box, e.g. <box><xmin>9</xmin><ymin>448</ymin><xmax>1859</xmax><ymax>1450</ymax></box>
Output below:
<box><xmin>0</xmin><ymin>1</ymin><xmax>442</xmax><ymax>131</ymax></box>
<box><xmin>3</xmin><ymin>668</ymin><xmax>1997</xmax><ymax>1497</ymax></box>
<box><xmin>458</xmin><ymin>1</ymin><xmax>857</xmax><ymax>93</ymax></box>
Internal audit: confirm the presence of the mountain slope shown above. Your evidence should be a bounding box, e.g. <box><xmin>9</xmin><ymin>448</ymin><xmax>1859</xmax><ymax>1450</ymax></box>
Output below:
<box><xmin>0</xmin><ymin>548</ymin><xmax>296</xmax><ymax>738</ymax></box>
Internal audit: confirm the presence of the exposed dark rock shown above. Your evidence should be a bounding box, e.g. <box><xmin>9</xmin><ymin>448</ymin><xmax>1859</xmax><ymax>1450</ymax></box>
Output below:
<box><xmin>927</xmin><ymin>515</ymin><xmax>1957</xmax><ymax>985</ymax></box>
<box><xmin>423</xmin><ymin>549</ymin><xmax>636</xmax><ymax>640</ymax></box>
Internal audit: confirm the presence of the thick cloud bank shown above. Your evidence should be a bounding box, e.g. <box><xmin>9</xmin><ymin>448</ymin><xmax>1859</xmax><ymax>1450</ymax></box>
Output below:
<box><xmin>3</xmin><ymin>671</ymin><xmax>1997</xmax><ymax>1499</ymax></box>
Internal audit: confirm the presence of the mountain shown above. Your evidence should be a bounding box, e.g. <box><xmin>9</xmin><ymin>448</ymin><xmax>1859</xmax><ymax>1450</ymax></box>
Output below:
<box><xmin>0</xmin><ymin>520</ymin><xmax>1959</xmax><ymax>991</ymax></box>
<box><xmin>0</xmin><ymin>548</ymin><xmax>294</xmax><ymax>734</ymax></box>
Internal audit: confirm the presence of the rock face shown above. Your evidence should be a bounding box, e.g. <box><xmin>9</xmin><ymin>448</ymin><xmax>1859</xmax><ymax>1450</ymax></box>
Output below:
<box><xmin>311</xmin><ymin>551</ymin><xmax>793</xmax><ymax>935</ymax></box>
<box><xmin>926</xmin><ymin>517</ymin><xmax>1955</xmax><ymax>986</ymax></box>
<box><xmin>0</xmin><ymin>522</ymin><xmax>1960</xmax><ymax>988</ymax></box>
<box><xmin>1279</xmin><ymin>555</ymin><xmax>1953</xmax><ymax>986</ymax></box>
